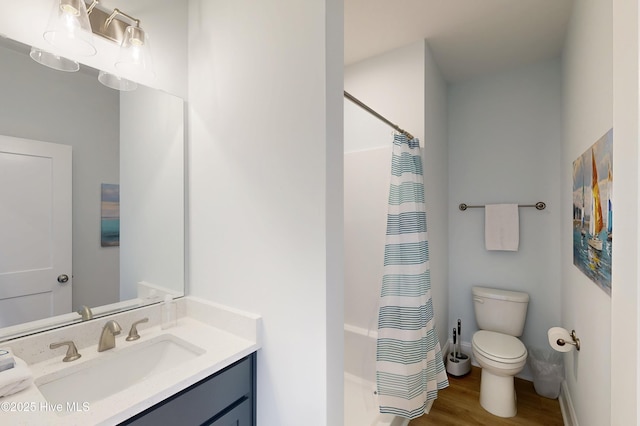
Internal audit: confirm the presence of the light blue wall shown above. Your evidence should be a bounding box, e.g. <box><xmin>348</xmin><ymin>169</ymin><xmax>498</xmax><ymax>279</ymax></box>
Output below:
<box><xmin>448</xmin><ymin>59</ymin><xmax>563</xmax><ymax>356</ymax></box>
<box><xmin>345</xmin><ymin>42</ymin><xmax>562</xmax><ymax>382</ymax></box>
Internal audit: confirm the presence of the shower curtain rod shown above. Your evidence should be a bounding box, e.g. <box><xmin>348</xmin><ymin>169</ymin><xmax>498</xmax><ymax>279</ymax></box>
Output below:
<box><xmin>343</xmin><ymin>91</ymin><xmax>415</xmax><ymax>140</ymax></box>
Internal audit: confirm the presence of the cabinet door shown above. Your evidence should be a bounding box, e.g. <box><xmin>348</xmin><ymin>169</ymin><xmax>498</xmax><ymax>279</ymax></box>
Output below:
<box><xmin>207</xmin><ymin>398</ymin><xmax>252</xmax><ymax>426</ymax></box>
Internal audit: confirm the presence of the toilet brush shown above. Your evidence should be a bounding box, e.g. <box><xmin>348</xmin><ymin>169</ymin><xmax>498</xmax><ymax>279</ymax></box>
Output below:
<box><xmin>452</xmin><ymin>328</ymin><xmax>457</xmax><ymax>361</ymax></box>
<box><xmin>447</xmin><ymin>320</ymin><xmax>470</xmax><ymax>377</ymax></box>
<box><xmin>455</xmin><ymin>319</ymin><xmax>469</xmax><ymax>361</ymax></box>
<box><xmin>449</xmin><ymin>328</ymin><xmax>458</xmax><ymax>364</ymax></box>
<box><xmin>457</xmin><ymin>319</ymin><xmax>462</xmax><ymax>357</ymax></box>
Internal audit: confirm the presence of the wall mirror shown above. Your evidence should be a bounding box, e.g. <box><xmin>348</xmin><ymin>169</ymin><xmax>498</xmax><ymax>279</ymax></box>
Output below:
<box><xmin>0</xmin><ymin>35</ymin><xmax>185</xmax><ymax>342</ymax></box>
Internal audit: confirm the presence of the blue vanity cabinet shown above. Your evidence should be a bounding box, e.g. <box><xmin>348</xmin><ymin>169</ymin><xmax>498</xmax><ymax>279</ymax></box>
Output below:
<box><xmin>120</xmin><ymin>352</ymin><xmax>256</xmax><ymax>426</ymax></box>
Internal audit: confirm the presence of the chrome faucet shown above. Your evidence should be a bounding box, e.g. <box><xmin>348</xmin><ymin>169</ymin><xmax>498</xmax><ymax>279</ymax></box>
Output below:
<box><xmin>98</xmin><ymin>320</ymin><xmax>122</xmax><ymax>352</ymax></box>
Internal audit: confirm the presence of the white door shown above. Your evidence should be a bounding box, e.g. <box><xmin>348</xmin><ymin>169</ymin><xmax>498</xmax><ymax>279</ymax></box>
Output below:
<box><xmin>0</xmin><ymin>135</ymin><xmax>72</xmax><ymax>327</ymax></box>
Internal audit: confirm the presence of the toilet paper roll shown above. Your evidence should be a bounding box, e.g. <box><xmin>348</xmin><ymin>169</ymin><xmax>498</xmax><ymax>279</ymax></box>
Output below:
<box><xmin>548</xmin><ymin>327</ymin><xmax>573</xmax><ymax>353</ymax></box>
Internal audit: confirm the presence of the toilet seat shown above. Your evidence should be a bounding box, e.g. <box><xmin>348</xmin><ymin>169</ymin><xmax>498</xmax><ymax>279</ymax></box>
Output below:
<box><xmin>472</xmin><ymin>330</ymin><xmax>527</xmax><ymax>364</ymax></box>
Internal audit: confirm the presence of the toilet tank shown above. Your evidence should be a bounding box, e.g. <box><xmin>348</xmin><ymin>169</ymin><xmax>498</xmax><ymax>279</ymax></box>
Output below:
<box><xmin>472</xmin><ymin>286</ymin><xmax>529</xmax><ymax>336</ymax></box>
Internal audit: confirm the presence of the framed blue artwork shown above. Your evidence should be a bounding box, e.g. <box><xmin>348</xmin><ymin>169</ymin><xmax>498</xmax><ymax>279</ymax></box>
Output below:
<box><xmin>101</xmin><ymin>183</ymin><xmax>120</xmax><ymax>247</ymax></box>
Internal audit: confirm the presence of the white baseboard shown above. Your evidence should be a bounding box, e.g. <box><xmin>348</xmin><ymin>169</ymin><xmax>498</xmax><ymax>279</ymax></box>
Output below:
<box><xmin>558</xmin><ymin>380</ymin><xmax>578</xmax><ymax>426</ymax></box>
<box><xmin>442</xmin><ymin>340</ymin><xmax>450</xmax><ymax>362</ymax></box>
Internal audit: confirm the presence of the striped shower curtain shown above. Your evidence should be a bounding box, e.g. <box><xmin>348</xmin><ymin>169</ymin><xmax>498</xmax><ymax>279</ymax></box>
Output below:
<box><xmin>376</xmin><ymin>134</ymin><xmax>448</xmax><ymax>419</ymax></box>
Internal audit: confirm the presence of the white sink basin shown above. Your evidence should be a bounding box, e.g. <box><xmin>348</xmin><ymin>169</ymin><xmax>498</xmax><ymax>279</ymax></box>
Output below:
<box><xmin>35</xmin><ymin>334</ymin><xmax>205</xmax><ymax>410</ymax></box>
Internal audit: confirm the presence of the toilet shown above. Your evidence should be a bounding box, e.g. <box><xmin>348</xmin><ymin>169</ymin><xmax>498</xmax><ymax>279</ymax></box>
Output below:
<box><xmin>471</xmin><ymin>286</ymin><xmax>529</xmax><ymax>418</ymax></box>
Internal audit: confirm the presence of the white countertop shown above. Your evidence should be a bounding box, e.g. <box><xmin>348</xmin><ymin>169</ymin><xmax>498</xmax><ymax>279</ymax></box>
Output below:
<box><xmin>0</xmin><ymin>297</ymin><xmax>261</xmax><ymax>425</ymax></box>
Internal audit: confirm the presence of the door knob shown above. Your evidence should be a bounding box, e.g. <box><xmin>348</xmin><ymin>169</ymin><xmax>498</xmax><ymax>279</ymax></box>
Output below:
<box><xmin>57</xmin><ymin>274</ymin><xmax>69</xmax><ymax>284</ymax></box>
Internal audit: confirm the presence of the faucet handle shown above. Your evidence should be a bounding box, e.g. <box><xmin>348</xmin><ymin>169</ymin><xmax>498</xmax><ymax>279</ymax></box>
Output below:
<box><xmin>126</xmin><ymin>318</ymin><xmax>149</xmax><ymax>341</ymax></box>
<box><xmin>50</xmin><ymin>341</ymin><xmax>82</xmax><ymax>362</ymax></box>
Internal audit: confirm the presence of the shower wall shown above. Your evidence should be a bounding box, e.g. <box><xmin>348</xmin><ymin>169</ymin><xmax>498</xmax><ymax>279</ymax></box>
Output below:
<box><xmin>344</xmin><ymin>39</ymin><xmax>449</xmax><ymax>349</ymax></box>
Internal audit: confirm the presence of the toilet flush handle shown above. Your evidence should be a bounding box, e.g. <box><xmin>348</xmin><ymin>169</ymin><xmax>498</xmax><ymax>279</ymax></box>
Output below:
<box><xmin>473</xmin><ymin>297</ymin><xmax>484</xmax><ymax>303</ymax></box>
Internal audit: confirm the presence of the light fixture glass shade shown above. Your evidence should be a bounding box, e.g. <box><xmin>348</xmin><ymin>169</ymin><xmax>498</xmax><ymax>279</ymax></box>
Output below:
<box><xmin>43</xmin><ymin>0</ymin><xmax>96</xmax><ymax>56</ymax></box>
<box><xmin>114</xmin><ymin>26</ymin><xmax>154</xmax><ymax>80</ymax></box>
<box><xmin>98</xmin><ymin>70</ymin><xmax>138</xmax><ymax>91</ymax></box>
<box><xmin>29</xmin><ymin>46</ymin><xmax>79</xmax><ymax>72</ymax></box>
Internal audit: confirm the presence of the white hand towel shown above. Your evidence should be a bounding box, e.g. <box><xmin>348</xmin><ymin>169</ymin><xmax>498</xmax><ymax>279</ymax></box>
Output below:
<box><xmin>485</xmin><ymin>204</ymin><xmax>519</xmax><ymax>251</ymax></box>
<box><xmin>0</xmin><ymin>357</ymin><xmax>33</xmax><ymax>398</ymax></box>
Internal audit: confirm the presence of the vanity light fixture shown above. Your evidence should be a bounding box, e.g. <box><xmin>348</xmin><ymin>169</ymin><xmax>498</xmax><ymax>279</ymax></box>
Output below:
<box><xmin>114</xmin><ymin>24</ymin><xmax>154</xmax><ymax>80</ymax></box>
<box><xmin>43</xmin><ymin>0</ymin><xmax>97</xmax><ymax>57</ymax></box>
<box><xmin>29</xmin><ymin>46</ymin><xmax>80</xmax><ymax>72</ymax></box>
<box><xmin>88</xmin><ymin>5</ymin><xmax>155</xmax><ymax>81</ymax></box>
<box><xmin>98</xmin><ymin>70</ymin><xmax>138</xmax><ymax>91</ymax></box>
<box><xmin>32</xmin><ymin>0</ymin><xmax>154</xmax><ymax>89</ymax></box>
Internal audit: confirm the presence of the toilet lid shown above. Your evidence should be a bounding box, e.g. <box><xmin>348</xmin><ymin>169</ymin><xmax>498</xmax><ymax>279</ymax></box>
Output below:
<box><xmin>472</xmin><ymin>330</ymin><xmax>527</xmax><ymax>362</ymax></box>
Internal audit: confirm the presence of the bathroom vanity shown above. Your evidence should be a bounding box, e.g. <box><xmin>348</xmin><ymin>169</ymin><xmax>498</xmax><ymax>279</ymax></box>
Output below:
<box><xmin>122</xmin><ymin>353</ymin><xmax>256</xmax><ymax>425</ymax></box>
<box><xmin>1</xmin><ymin>297</ymin><xmax>261</xmax><ymax>425</ymax></box>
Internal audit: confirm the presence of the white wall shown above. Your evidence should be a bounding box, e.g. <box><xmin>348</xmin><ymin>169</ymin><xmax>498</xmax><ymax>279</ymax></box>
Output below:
<box><xmin>345</xmin><ymin>41</ymin><xmax>426</xmax><ymax>148</ymax></box>
<box><xmin>344</xmin><ymin>41</ymin><xmax>425</xmax><ymax>339</ymax></box>
<box><xmin>423</xmin><ymin>43</ymin><xmax>450</xmax><ymax>350</ymax></box>
<box><xmin>611</xmin><ymin>1</ymin><xmax>639</xmax><ymax>423</ymax></box>
<box><xmin>563</xmin><ymin>0</ymin><xmax>618</xmax><ymax>424</ymax></box>
<box><xmin>120</xmin><ymin>86</ymin><xmax>185</xmax><ymax>300</ymax></box>
<box><xmin>0</xmin><ymin>41</ymin><xmax>120</xmax><ymax>311</ymax></box>
<box><xmin>0</xmin><ymin>0</ymin><xmax>187</xmax><ymax>97</ymax></box>
<box><xmin>448</xmin><ymin>59</ymin><xmax>563</xmax><ymax>364</ymax></box>
<box><xmin>187</xmin><ymin>1</ymin><xmax>343</xmax><ymax>425</ymax></box>
<box><xmin>344</xmin><ymin>40</ymin><xmax>450</xmax><ymax>353</ymax></box>
<box><xmin>344</xmin><ymin>145</ymin><xmax>391</xmax><ymax>334</ymax></box>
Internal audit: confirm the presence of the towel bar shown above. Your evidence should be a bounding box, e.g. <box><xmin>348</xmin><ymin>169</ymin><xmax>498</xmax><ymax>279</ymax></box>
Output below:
<box><xmin>458</xmin><ymin>201</ymin><xmax>546</xmax><ymax>211</ymax></box>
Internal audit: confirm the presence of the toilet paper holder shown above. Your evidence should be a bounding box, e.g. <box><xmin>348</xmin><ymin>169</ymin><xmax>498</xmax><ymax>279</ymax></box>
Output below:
<box><xmin>556</xmin><ymin>329</ymin><xmax>580</xmax><ymax>351</ymax></box>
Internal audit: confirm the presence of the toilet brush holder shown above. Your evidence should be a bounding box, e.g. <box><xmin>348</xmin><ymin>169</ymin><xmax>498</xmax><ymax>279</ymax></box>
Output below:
<box><xmin>446</xmin><ymin>352</ymin><xmax>471</xmax><ymax>377</ymax></box>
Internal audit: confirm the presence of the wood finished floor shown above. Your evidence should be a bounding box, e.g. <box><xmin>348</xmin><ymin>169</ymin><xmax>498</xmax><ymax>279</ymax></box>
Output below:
<box><xmin>408</xmin><ymin>367</ymin><xmax>563</xmax><ymax>426</ymax></box>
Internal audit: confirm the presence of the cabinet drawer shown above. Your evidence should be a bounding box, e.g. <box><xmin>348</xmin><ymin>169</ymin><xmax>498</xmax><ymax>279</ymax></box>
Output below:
<box><xmin>122</xmin><ymin>355</ymin><xmax>252</xmax><ymax>426</ymax></box>
<box><xmin>206</xmin><ymin>398</ymin><xmax>252</xmax><ymax>426</ymax></box>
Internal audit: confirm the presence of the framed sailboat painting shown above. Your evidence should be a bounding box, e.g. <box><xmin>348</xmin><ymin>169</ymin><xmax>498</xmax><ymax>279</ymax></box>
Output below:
<box><xmin>572</xmin><ymin>128</ymin><xmax>613</xmax><ymax>295</ymax></box>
